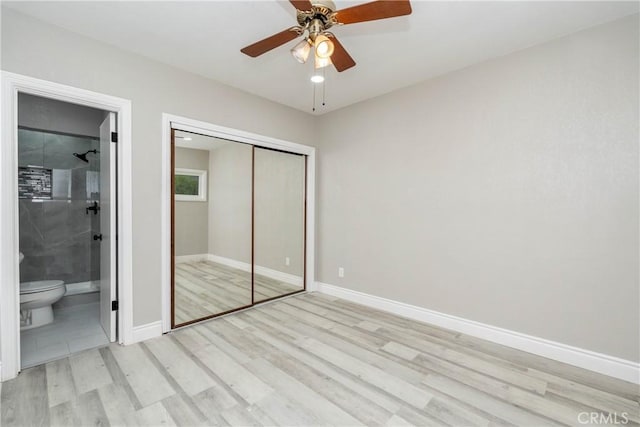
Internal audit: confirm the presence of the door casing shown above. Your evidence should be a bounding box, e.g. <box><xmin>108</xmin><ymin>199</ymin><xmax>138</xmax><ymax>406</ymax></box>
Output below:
<box><xmin>0</xmin><ymin>72</ymin><xmax>134</xmax><ymax>381</ymax></box>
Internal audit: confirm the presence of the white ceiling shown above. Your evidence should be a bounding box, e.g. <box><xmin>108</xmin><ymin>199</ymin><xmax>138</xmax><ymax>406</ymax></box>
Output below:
<box><xmin>5</xmin><ymin>1</ymin><xmax>638</xmax><ymax>115</ymax></box>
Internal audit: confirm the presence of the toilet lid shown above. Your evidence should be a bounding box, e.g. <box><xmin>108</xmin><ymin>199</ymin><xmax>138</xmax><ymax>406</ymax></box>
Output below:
<box><xmin>20</xmin><ymin>280</ymin><xmax>65</xmax><ymax>294</ymax></box>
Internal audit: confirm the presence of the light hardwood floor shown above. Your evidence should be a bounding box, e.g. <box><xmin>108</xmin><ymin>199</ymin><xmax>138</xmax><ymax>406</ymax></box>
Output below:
<box><xmin>174</xmin><ymin>260</ymin><xmax>303</xmax><ymax>324</ymax></box>
<box><xmin>2</xmin><ymin>292</ymin><xmax>639</xmax><ymax>426</ymax></box>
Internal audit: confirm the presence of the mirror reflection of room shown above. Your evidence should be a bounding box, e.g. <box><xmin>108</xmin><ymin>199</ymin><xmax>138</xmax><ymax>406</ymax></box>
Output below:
<box><xmin>172</xmin><ymin>131</ymin><xmax>306</xmax><ymax>327</ymax></box>
<box><xmin>173</xmin><ymin>131</ymin><xmax>252</xmax><ymax>326</ymax></box>
<box><xmin>254</xmin><ymin>147</ymin><xmax>305</xmax><ymax>303</ymax></box>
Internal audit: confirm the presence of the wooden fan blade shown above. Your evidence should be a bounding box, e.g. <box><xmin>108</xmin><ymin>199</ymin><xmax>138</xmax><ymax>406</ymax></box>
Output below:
<box><xmin>330</xmin><ymin>36</ymin><xmax>356</xmax><ymax>72</ymax></box>
<box><xmin>241</xmin><ymin>28</ymin><xmax>300</xmax><ymax>57</ymax></box>
<box><xmin>336</xmin><ymin>0</ymin><xmax>412</xmax><ymax>25</ymax></box>
<box><xmin>289</xmin><ymin>0</ymin><xmax>313</xmax><ymax>11</ymax></box>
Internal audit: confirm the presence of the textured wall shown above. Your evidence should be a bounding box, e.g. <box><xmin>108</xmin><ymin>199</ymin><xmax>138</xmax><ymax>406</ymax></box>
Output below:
<box><xmin>315</xmin><ymin>15</ymin><xmax>639</xmax><ymax>361</ymax></box>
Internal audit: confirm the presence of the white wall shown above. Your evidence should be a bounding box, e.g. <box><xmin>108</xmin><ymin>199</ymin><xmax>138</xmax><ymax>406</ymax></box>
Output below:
<box><xmin>315</xmin><ymin>14</ymin><xmax>639</xmax><ymax>362</ymax></box>
<box><xmin>174</xmin><ymin>147</ymin><xmax>209</xmax><ymax>256</ymax></box>
<box><xmin>206</xmin><ymin>144</ymin><xmax>306</xmax><ymax>277</ymax></box>
<box><xmin>208</xmin><ymin>142</ymin><xmax>253</xmax><ymax>264</ymax></box>
<box><xmin>254</xmin><ymin>148</ymin><xmax>305</xmax><ymax>277</ymax></box>
<box><xmin>1</xmin><ymin>7</ymin><xmax>316</xmax><ymax>330</ymax></box>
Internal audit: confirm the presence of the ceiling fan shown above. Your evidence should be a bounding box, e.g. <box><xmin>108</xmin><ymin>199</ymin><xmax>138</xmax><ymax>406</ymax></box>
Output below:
<box><xmin>240</xmin><ymin>0</ymin><xmax>412</xmax><ymax>73</ymax></box>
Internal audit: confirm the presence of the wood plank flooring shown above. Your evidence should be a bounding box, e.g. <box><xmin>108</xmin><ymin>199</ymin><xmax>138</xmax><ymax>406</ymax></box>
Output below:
<box><xmin>2</xmin><ymin>292</ymin><xmax>639</xmax><ymax>426</ymax></box>
<box><xmin>174</xmin><ymin>260</ymin><xmax>302</xmax><ymax>324</ymax></box>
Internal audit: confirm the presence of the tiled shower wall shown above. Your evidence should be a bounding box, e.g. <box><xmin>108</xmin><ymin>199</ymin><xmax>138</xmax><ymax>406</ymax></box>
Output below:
<box><xmin>18</xmin><ymin>128</ymin><xmax>101</xmax><ymax>284</ymax></box>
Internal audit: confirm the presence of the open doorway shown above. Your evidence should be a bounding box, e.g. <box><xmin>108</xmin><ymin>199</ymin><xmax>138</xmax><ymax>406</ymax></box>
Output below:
<box><xmin>1</xmin><ymin>72</ymin><xmax>133</xmax><ymax>382</ymax></box>
<box><xmin>16</xmin><ymin>94</ymin><xmax>118</xmax><ymax>368</ymax></box>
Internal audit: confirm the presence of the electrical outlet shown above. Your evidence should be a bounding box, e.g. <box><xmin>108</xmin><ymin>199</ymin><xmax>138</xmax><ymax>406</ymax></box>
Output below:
<box><xmin>285</xmin><ymin>257</ymin><xmax>290</xmax><ymax>266</ymax></box>
<box><xmin>338</xmin><ymin>267</ymin><xmax>344</xmax><ymax>278</ymax></box>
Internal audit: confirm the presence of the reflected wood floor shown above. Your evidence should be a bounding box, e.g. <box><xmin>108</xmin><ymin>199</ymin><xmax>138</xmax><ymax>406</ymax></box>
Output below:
<box><xmin>174</xmin><ymin>260</ymin><xmax>302</xmax><ymax>324</ymax></box>
<box><xmin>2</xmin><ymin>293</ymin><xmax>639</xmax><ymax>426</ymax></box>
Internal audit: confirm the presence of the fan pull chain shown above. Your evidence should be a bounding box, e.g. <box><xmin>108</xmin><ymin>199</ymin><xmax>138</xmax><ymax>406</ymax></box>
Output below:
<box><xmin>322</xmin><ymin>67</ymin><xmax>326</xmax><ymax>106</ymax></box>
<box><xmin>312</xmin><ymin>82</ymin><xmax>316</xmax><ymax>112</ymax></box>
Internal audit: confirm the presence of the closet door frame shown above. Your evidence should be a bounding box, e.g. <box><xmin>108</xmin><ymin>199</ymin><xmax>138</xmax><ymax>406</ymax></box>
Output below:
<box><xmin>161</xmin><ymin>114</ymin><xmax>316</xmax><ymax>333</ymax></box>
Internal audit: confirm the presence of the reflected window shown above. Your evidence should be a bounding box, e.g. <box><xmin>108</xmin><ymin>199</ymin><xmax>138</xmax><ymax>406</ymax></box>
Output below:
<box><xmin>175</xmin><ymin>168</ymin><xmax>207</xmax><ymax>201</ymax></box>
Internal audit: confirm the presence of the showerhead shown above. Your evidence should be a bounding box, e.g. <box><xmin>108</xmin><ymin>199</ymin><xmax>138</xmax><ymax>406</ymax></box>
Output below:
<box><xmin>73</xmin><ymin>152</ymin><xmax>89</xmax><ymax>163</ymax></box>
<box><xmin>73</xmin><ymin>149</ymin><xmax>97</xmax><ymax>163</ymax></box>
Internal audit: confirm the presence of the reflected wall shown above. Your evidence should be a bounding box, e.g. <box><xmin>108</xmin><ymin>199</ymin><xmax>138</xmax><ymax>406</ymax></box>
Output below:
<box><xmin>254</xmin><ymin>148</ymin><xmax>305</xmax><ymax>302</ymax></box>
<box><xmin>171</xmin><ymin>130</ymin><xmax>306</xmax><ymax>327</ymax></box>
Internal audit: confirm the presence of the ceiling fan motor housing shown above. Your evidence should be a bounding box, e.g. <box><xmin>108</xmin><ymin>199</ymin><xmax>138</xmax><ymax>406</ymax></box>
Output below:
<box><xmin>297</xmin><ymin>0</ymin><xmax>338</xmax><ymax>34</ymax></box>
<box><xmin>314</xmin><ymin>0</ymin><xmax>336</xmax><ymax>11</ymax></box>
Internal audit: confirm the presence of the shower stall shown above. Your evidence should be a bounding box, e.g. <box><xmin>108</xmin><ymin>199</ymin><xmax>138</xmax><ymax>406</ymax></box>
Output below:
<box><xmin>18</xmin><ymin>128</ymin><xmax>102</xmax><ymax>289</ymax></box>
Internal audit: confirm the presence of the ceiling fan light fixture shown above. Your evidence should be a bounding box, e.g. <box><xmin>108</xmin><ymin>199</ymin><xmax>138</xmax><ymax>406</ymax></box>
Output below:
<box><xmin>314</xmin><ymin>53</ymin><xmax>332</xmax><ymax>69</ymax></box>
<box><xmin>314</xmin><ymin>34</ymin><xmax>334</xmax><ymax>59</ymax></box>
<box><xmin>241</xmin><ymin>0</ymin><xmax>413</xmax><ymax>74</ymax></box>
<box><xmin>290</xmin><ymin>38</ymin><xmax>312</xmax><ymax>63</ymax></box>
<box><xmin>310</xmin><ymin>74</ymin><xmax>325</xmax><ymax>83</ymax></box>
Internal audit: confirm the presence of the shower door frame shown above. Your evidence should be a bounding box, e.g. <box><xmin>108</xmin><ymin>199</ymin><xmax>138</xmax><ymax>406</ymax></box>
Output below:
<box><xmin>160</xmin><ymin>114</ymin><xmax>316</xmax><ymax>332</ymax></box>
<box><xmin>0</xmin><ymin>72</ymin><xmax>134</xmax><ymax>382</ymax></box>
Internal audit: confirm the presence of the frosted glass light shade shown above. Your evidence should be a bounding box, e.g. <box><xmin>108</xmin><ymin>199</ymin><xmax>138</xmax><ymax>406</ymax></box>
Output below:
<box><xmin>314</xmin><ymin>54</ymin><xmax>332</xmax><ymax>69</ymax></box>
<box><xmin>291</xmin><ymin>39</ymin><xmax>312</xmax><ymax>63</ymax></box>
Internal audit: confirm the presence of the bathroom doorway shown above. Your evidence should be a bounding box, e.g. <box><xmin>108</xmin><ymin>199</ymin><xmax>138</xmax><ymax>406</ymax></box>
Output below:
<box><xmin>16</xmin><ymin>93</ymin><xmax>118</xmax><ymax>368</ymax></box>
<box><xmin>1</xmin><ymin>72</ymin><xmax>133</xmax><ymax>382</ymax></box>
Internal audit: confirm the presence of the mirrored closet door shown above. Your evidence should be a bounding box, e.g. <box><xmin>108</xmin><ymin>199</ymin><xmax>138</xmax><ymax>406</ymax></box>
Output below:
<box><xmin>172</xmin><ymin>130</ymin><xmax>253</xmax><ymax>327</ymax></box>
<box><xmin>171</xmin><ymin>130</ymin><xmax>306</xmax><ymax>328</ymax></box>
<box><xmin>254</xmin><ymin>147</ymin><xmax>306</xmax><ymax>303</ymax></box>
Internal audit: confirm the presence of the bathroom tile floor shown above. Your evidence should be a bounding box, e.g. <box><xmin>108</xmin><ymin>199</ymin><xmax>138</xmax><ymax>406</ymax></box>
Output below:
<box><xmin>20</xmin><ymin>302</ymin><xmax>109</xmax><ymax>368</ymax></box>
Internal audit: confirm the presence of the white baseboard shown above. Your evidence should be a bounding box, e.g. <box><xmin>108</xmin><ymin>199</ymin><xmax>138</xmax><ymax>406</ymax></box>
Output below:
<box><xmin>315</xmin><ymin>282</ymin><xmax>640</xmax><ymax>384</ymax></box>
<box><xmin>255</xmin><ymin>265</ymin><xmax>303</xmax><ymax>287</ymax></box>
<box><xmin>175</xmin><ymin>253</ymin><xmax>209</xmax><ymax>264</ymax></box>
<box><xmin>208</xmin><ymin>254</ymin><xmax>251</xmax><ymax>273</ymax></box>
<box><xmin>131</xmin><ymin>321</ymin><xmax>163</xmax><ymax>344</ymax></box>
<box><xmin>208</xmin><ymin>254</ymin><xmax>303</xmax><ymax>287</ymax></box>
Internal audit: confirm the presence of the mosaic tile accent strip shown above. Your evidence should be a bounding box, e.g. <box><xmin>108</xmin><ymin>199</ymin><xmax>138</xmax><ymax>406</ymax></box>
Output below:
<box><xmin>18</xmin><ymin>166</ymin><xmax>52</xmax><ymax>199</ymax></box>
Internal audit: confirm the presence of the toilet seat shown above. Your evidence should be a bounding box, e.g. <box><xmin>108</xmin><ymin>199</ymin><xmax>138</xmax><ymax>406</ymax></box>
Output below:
<box><xmin>20</xmin><ymin>280</ymin><xmax>65</xmax><ymax>295</ymax></box>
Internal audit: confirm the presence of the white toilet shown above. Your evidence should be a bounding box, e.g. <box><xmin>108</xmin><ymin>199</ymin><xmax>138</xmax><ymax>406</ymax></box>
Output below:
<box><xmin>20</xmin><ymin>280</ymin><xmax>67</xmax><ymax>330</ymax></box>
<box><xmin>19</xmin><ymin>253</ymin><xmax>67</xmax><ymax>330</ymax></box>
